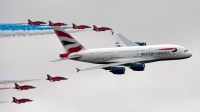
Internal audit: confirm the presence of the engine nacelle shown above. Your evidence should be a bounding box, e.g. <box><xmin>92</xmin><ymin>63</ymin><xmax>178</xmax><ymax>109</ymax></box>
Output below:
<box><xmin>115</xmin><ymin>42</ymin><xmax>121</xmax><ymax>47</ymax></box>
<box><xmin>116</xmin><ymin>44</ymin><xmax>121</xmax><ymax>47</ymax></box>
<box><xmin>135</xmin><ymin>42</ymin><xmax>146</xmax><ymax>46</ymax></box>
<box><xmin>130</xmin><ymin>63</ymin><xmax>145</xmax><ymax>71</ymax></box>
<box><xmin>109</xmin><ymin>67</ymin><xmax>125</xmax><ymax>74</ymax></box>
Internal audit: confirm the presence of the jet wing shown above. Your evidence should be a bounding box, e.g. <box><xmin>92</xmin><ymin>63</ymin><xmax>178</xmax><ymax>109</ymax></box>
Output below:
<box><xmin>76</xmin><ymin>57</ymin><xmax>158</xmax><ymax>72</ymax></box>
<box><xmin>112</xmin><ymin>31</ymin><xmax>139</xmax><ymax>47</ymax></box>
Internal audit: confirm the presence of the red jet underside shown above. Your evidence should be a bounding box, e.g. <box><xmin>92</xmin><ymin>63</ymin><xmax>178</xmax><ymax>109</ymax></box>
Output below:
<box><xmin>97</xmin><ymin>27</ymin><xmax>112</xmax><ymax>31</ymax></box>
<box><xmin>14</xmin><ymin>99</ymin><xmax>32</xmax><ymax>104</ymax></box>
<box><xmin>50</xmin><ymin>23</ymin><xmax>67</xmax><ymax>26</ymax></box>
<box><xmin>77</xmin><ymin>25</ymin><xmax>91</xmax><ymax>29</ymax></box>
<box><xmin>30</xmin><ymin>21</ymin><xmax>46</xmax><ymax>25</ymax></box>
<box><xmin>15</xmin><ymin>85</ymin><xmax>35</xmax><ymax>90</ymax></box>
<box><xmin>51</xmin><ymin>77</ymin><xmax>68</xmax><ymax>81</ymax></box>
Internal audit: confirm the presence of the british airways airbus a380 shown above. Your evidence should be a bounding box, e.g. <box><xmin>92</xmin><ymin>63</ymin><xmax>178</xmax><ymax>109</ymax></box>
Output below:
<box><xmin>52</xmin><ymin>26</ymin><xmax>192</xmax><ymax>74</ymax></box>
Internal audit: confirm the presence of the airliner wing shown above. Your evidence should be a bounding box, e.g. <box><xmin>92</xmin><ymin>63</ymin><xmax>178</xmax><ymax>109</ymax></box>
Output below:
<box><xmin>76</xmin><ymin>57</ymin><xmax>158</xmax><ymax>72</ymax></box>
<box><xmin>112</xmin><ymin>31</ymin><xmax>139</xmax><ymax>47</ymax></box>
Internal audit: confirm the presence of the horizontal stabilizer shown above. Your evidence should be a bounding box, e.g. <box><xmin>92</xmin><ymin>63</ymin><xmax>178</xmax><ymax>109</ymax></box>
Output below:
<box><xmin>50</xmin><ymin>55</ymin><xmax>81</xmax><ymax>62</ymax></box>
<box><xmin>50</xmin><ymin>58</ymin><xmax>68</xmax><ymax>62</ymax></box>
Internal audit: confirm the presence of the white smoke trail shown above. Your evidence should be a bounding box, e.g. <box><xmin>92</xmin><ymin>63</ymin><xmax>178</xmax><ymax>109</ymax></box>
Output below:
<box><xmin>0</xmin><ymin>29</ymin><xmax>89</xmax><ymax>37</ymax></box>
<box><xmin>0</xmin><ymin>87</ymin><xmax>13</xmax><ymax>90</ymax></box>
<box><xmin>0</xmin><ymin>101</ymin><xmax>9</xmax><ymax>104</ymax></box>
<box><xmin>0</xmin><ymin>79</ymin><xmax>43</xmax><ymax>85</ymax></box>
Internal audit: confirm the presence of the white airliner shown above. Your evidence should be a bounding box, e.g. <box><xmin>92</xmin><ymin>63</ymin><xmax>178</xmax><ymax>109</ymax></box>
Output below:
<box><xmin>52</xmin><ymin>26</ymin><xmax>192</xmax><ymax>74</ymax></box>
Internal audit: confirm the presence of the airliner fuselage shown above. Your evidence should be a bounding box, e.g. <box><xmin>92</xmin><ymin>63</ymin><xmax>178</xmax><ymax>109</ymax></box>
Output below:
<box><xmin>70</xmin><ymin>44</ymin><xmax>192</xmax><ymax>64</ymax></box>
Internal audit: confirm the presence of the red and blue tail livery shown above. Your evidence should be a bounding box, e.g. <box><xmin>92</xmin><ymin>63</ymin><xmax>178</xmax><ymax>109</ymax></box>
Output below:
<box><xmin>53</xmin><ymin>26</ymin><xmax>86</xmax><ymax>58</ymax></box>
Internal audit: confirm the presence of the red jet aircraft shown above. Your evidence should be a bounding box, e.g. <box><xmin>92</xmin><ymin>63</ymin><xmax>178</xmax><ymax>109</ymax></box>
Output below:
<box><xmin>93</xmin><ymin>25</ymin><xmax>112</xmax><ymax>32</ymax></box>
<box><xmin>48</xmin><ymin>21</ymin><xmax>67</xmax><ymax>26</ymax></box>
<box><xmin>46</xmin><ymin>74</ymin><xmax>68</xmax><ymax>82</ymax></box>
<box><xmin>12</xmin><ymin>97</ymin><xmax>33</xmax><ymax>104</ymax></box>
<box><xmin>28</xmin><ymin>19</ymin><xmax>46</xmax><ymax>25</ymax></box>
<box><xmin>14</xmin><ymin>83</ymin><xmax>36</xmax><ymax>91</ymax></box>
<box><xmin>72</xmin><ymin>23</ymin><xmax>91</xmax><ymax>29</ymax></box>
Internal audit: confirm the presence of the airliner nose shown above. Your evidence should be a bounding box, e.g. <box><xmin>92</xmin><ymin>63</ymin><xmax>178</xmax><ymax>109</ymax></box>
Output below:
<box><xmin>188</xmin><ymin>52</ymin><xmax>192</xmax><ymax>57</ymax></box>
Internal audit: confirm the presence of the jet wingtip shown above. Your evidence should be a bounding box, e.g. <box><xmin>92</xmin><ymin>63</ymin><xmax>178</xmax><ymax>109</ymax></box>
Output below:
<box><xmin>76</xmin><ymin>68</ymin><xmax>80</xmax><ymax>73</ymax></box>
<box><xmin>111</xmin><ymin>31</ymin><xmax>114</xmax><ymax>35</ymax></box>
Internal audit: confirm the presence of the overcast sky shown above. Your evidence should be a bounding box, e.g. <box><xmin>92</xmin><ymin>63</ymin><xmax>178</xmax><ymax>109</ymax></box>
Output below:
<box><xmin>0</xmin><ymin>0</ymin><xmax>200</xmax><ymax>112</ymax></box>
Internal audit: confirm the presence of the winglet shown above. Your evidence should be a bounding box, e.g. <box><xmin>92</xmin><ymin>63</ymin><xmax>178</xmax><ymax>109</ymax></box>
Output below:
<box><xmin>76</xmin><ymin>68</ymin><xmax>80</xmax><ymax>73</ymax></box>
<box><xmin>111</xmin><ymin>31</ymin><xmax>114</xmax><ymax>35</ymax></box>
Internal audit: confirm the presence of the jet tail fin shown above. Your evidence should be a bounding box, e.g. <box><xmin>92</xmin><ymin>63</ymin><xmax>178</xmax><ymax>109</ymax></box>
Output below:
<box><xmin>28</xmin><ymin>19</ymin><xmax>33</xmax><ymax>25</ymax></box>
<box><xmin>12</xmin><ymin>97</ymin><xmax>17</xmax><ymax>103</ymax></box>
<box><xmin>93</xmin><ymin>25</ymin><xmax>98</xmax><ymax>32</ymax></box>
<box><xmin>14</xmin><ymin>83</ymin><xmax>20</xmax><ymax>89</ymax></box>
<box><xmin>49</xmin><ymin>21</ymin><xmax>54</xmax><ymax>26</ymax></box>
<box><xmin>72</xmin><ymin>23</ymin><xmax>77</xmax><ymax>29</ymax></box>
<box><xmin>47</xmin><ymin>74</ymin><xmax>51</xmax><ymax>79</ymax></box>
<box><xmin>12</xmin><ymin>97</ymin><xmax>16</xmax><ymax>100</ymax></box>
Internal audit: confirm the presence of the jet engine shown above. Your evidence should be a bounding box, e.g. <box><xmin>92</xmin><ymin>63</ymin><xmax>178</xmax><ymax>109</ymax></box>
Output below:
<box><xmin>116</xmin><ymin>45</ymin><xmax>121</xmax><ymax>47</ymax></box>
<box><xmin>135</xmin><ymin>42</ymin><xmax>146</xmax><ymax>46</ymax></box>
<box><xmin>115</xmin><ymin>42</ymin><xmax>121</xmax><ymax>47</ymax></box>
<box><xmin>130</xmin><ymin>63</ymin><xmax>145</xmax><ymax>71</ymax></box>
<box><xmin>109</xmin><ymin>67</ymin><xmax>125</xmax><ymax>74</ymax></box>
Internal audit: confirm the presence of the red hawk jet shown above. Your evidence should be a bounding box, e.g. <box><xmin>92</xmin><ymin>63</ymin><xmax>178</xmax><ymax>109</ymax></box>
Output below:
<box><xmin>93</xmin><ymin>25</ymin><xmax>112</xmax><ymax>32</ymax></box>
<box><xmin>48</xmin><ymin>21</ymin><xmax>67</xmax><ymax>26</ymax></box>
<box><xmin>14</xmin><ymin>83</ymin><xmax>36</xmax><ymax>91</ymax></box>
<box><xmin>28</xmin><ymin>19</ymin><xmax>46</xmax><ymax>25</ymax></box>
<box><xmin>46</xmin><ymin>74</ymin><xmax>68</xmax><ymax>82</ymax></box>
<box><xmin>12</xmin><ymin>97</ymin><xmax>33</xmax><ymax>104</ymax></box>
<box><xmin>72</xmin><ymin>23</ymin><xmax>91</xmax><ymax>29</ymax></box>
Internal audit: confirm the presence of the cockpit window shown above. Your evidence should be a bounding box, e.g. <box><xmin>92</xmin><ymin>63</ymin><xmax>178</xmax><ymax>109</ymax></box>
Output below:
<box><xmin>184</xmin><ymin>50</ymin><xmax>188</xmax><ymax>52</ymax></box>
